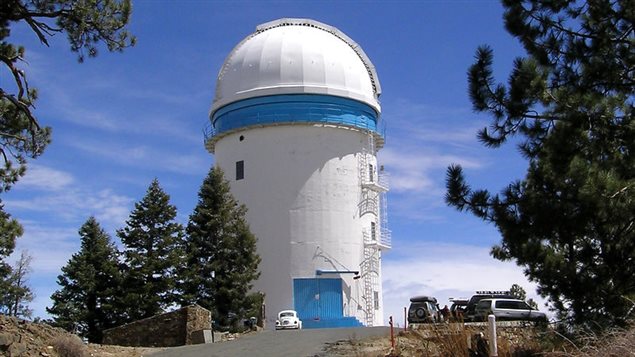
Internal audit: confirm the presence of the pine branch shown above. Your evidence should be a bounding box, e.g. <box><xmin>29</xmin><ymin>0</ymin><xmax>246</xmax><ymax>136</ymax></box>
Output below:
<box><xmin>0</xmin><ymin>148</ymin><xmax>9</xmax><ymax>165</ymax></box>
<box><xmin>0</xmin><ymin>53</ymin><xmax>26</xmax><ymax>99</ymax></box>
<box><xmin>0</xmin><ymin>90</ymin><xmax>40</xmax><ymax>131</ymax></box>
<box><xmin>0</xmin><ymin>132</ymin><xmax>28</xmax><ymax>142</ymax></box>
<box><xmin>526</xmin><ymin>10</ymin><xmax>631</xmax><ymax>44</ymax></box>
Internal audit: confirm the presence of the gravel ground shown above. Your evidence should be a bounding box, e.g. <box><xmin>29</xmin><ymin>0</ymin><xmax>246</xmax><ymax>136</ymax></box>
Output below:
<box><xmin>148</xmin><ymin>327</ymin><xmax>394</xmax><ymax>357</ymax></box>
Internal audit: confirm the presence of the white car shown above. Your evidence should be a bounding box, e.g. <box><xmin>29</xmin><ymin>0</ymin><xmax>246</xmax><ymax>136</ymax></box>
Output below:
<box><xmin>275</xmin><ymin>310</ymin><xmax>302</xmax><ymax>330</ymax></box>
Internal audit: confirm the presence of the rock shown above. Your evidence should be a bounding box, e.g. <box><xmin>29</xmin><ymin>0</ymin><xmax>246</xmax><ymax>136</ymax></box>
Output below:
<box><xmin>40</xmin><ymin>353</ymin><xmax>50</xmax><ymax>357</ymax></box>
<box><xmin>0</xmin><ymin>332</ymin><xmax>15</xmax><ymax>346</ymax></box>
<box><xmin>8</xmin><ymin>342</ymin><xmax>27</xmax><ymax>356</ymax></box>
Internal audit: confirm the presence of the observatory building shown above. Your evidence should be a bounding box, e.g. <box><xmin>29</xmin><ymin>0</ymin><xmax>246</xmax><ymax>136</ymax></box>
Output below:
<box><xmin>206</xmin><ymin>18</ymin><xmax>390</xmax><ymax>328</ymax></box>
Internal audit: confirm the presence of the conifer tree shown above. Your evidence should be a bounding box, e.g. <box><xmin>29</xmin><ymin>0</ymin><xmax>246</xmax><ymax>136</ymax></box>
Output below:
<box><xmin>0</xmin><ymin>206</ymin><xmax>22</xmax><ymax>309</ymax></box>
<box><xmin>117</xmin><ymin>179</ymin><xmax>184</xmax><ymax>321</ymax></box>
<box><xmin>47</xmin><ymin>217</ymin><xmax>123</xmax><ymax>343</ymax></box>
<box><xmin>0</xmin><ymin>250</ymin><xmax>34</xmax><ymax>318</ymax></box>
<box><xmin>180</xmin><ymin>167</ymin><xmax>261</xmax><ymax>328</ymax></box>
<box><xmin>509</xmin><ymin>283</ymin><xmax>537</xmax><ymax>309</ymax></box>
<box><xmin>446</xmin><ymin>0</ymin><xmax>634</xmax><ymax>328</ymax></box>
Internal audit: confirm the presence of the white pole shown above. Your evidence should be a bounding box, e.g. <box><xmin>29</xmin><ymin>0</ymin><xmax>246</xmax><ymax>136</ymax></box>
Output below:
<box><xmin>488</xmin><ymin>314</ymin><xmax>498</xmax><ymax>357</ymax></box>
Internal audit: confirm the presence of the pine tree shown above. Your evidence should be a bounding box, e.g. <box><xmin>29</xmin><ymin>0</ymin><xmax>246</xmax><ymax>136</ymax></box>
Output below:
<box><xmin>509</xmin><ymin>283</ymin><xmax>537</xmax><ymax>309</ymax></box>
<box><xmin>0</xmin><ymin>206</ymin><xmax>22</xmax><ymax>310</ymax></box>
<box><xmin>180</xmin><ymin>167</ymin><xmax>261</xmax><ymax>328</ymax></box>
<box><xmin>446</xmin><ymin>0</ymin><xmax>634</xmax><ymax>328</ymax></box>
<box><xmin>47</xmin><ymin>217</ymin><xmax>123</xmax><ymax>343</ymax></box>
<box><xmin>0</xmin><ymin>250</ymin><xmax>34</xmax><ymax>318</ymax></box>
<box><xmin>117</xmin><ymin>179</ymin><xmax>184</xmax><ymax>321</ymax></box>
<box><xmin>509</xmin><ymin>284</ymin><xmax>527</xmax><ymax>301</ymax></box>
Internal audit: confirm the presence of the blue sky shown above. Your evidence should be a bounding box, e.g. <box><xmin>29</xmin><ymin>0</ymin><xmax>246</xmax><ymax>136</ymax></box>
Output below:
<box><xmin>4</xmin><ymin>0</ymin><xmax>546</xmax><ymax>324</ymax></box>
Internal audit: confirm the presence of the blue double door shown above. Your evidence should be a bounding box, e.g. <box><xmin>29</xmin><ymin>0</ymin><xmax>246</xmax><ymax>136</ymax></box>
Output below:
<box><xmin>293</xmin><ymin>278</ymin><xmax>343</xmax><ymax>321</ymax></box>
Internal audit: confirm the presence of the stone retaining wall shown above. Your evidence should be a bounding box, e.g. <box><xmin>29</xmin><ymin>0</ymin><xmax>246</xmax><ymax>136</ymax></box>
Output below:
<box><xmin>102</xmin><ymin>305</ymin><xmax>211</xmax><ymax>347</ymax></box>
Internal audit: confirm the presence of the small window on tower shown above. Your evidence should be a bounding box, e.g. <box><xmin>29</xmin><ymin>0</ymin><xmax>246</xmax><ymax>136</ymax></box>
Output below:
<box><xmin>371</xmin><ymin>222</ymin><xmax>376</xmax><ymax>241</ymax></box>
<box><xmin>236</xmin><ymin>160</ymin><xmax>244</xmax><ymax>180</ymax></box>
<box><xmin>374</xmin><ymin>291</ymin><xmax>379</xmax><ymax>310</ymax></box>
<box><xmin>369</xmin><ymin>163</ymin><xmax>375</xmax><ymax>182</ymax></box>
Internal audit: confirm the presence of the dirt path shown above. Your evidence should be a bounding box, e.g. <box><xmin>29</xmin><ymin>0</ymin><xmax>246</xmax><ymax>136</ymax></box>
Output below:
<box><xmin>148</xmin><ymin>327</ymin><xmax>393</xmax><ymax>357</ymax></box>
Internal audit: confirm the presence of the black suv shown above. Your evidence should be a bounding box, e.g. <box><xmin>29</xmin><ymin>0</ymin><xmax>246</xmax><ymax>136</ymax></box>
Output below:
<box><xmin>407</xmin><ymin>295</ymin><xmax>441</xmax><ymax>323</ymax></box>
<box><xmin>449</xmin><ymin>298</ymin><xmax>468</xmax><ymax>320</ymax></box>
<box><xmin>464</xmin><ymin>291</ymin><xmax>515</xmax><ymax>321</ymax></box>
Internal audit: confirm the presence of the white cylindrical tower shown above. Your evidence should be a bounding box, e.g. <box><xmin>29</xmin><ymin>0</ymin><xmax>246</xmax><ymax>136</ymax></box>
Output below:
<box><xmin>207</xmin><ymin>18</ymin><xmax>390</xmax><ymax>328</ymax></box>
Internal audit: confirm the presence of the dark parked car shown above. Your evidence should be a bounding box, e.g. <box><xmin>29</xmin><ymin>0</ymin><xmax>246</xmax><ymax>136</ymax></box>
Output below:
<box><xmin>408</xmin><ymin>296</ymin><xmax>441</xmax><ymax>324</ymax></box>
<box><xmin>449</xmin><ymin>298</ymin><xmax>468</xmax><ymax>320</ymax></box>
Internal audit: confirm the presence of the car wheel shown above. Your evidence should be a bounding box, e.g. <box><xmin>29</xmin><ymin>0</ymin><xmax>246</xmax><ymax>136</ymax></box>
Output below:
<box><xmin>415</xmin><ymin>308</ymin><xmax>426</xmax><ymax>319</ymax></box>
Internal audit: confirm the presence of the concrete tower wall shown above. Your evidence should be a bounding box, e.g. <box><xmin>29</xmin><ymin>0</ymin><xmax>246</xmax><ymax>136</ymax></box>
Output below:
<box><xmin>214</xmin><ymin>124</ymin><xmax>382</xmax><ymax>325</ymax></box>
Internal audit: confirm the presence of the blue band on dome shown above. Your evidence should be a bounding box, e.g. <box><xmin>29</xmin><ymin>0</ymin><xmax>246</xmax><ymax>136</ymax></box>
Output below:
<box><xmin>211</xmin><ymin>95</ymin><xmax>380</xmax><ymax>137</ymax></box>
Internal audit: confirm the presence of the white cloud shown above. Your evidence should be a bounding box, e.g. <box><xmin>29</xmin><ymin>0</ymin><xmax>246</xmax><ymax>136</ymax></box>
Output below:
<box><xmin>384</xmin><ymin>98</ymin><xmax>482</xmax><ymax>137</ymax></box>
<box><xmin>377</xmin><ymin>135</ymin><xmax>485</xmax><ymax>223</ymax></box>
<box><xmin>49</xmin><ymin>89</ymin><xmax>203</xmax><ymax>143</ymax></box>
<box><xmin>66</xmin><ymin>138</ymin><xmax>209</xmax><ymax>176</ymax></box>
<box><xmin>18</xmin><ymin>164</ymin><xmax>75</xmax><ymax>191</ymax></box>
<box><xmin>380</xmin><ymin>243</ymin><xmax>549</xmax><ymax>326</ymax></box>
<box><xmin>163</xmin><ymin>151</ymin><xmax>212</xmax><ymax>174</ymax></box>
<box><xmin>10</xmin><ymin>222</ymin><xmax>79</xmax><ymax>275</ymax></box>
<box><xmin>49</xmin><ymin>91</ymin><xmax>123</xmax><ymax>131</ymax></box>
<box><xmin>7</xmin><ymin>164</ymin><xmax>132</xmax><ymax>228</ymax></box>
<box><xmin>24</xmin><ymin>47</ymin><xmax>206</xmax><ymax>144</ymax></box>
<box><xmin>380</xmin><ymin>98</ymin><xmax>487</xmax><ymax>194</ymax></box>
<box><xmin>380</xmin><ymin>148</ymin><xmax>482</xmax><ymax>194</ymax></box>
<box><xmin>6</xmin><ymin>188</ymin><xmax>132</xmax><ymax>231</ymax></box>
<box><xmin>375</xmin><ymin>98</ymin><xmax>498</xmax><ymax>224</ymax></box>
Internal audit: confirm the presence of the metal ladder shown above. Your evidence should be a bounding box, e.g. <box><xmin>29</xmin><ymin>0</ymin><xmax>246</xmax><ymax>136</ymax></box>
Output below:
<box><xmin>361</xmin><ymin>230</ymin><xmax>379</xmax><ymax>326</ymax></box>
<box><xmin>358</xmin><ymin>132</ymin><xmax>381</xmax><ymax>326</ymax></box>
<box><xmin>358</xmin><ymin>133</ymin><xmax>376</xmax><ymax>184</ymax></box>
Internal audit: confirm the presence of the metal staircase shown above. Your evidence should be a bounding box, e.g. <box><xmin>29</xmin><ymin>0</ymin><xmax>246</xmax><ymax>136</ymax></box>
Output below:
<box><xmin>361</xmin><ymin>229</ymin><xmax>378</xmax><ymax>326</ymax></box>
<box><xmin>358</xmin><ymin>132</ymin><xmax>390</xmax><ymax>326</ymax></box>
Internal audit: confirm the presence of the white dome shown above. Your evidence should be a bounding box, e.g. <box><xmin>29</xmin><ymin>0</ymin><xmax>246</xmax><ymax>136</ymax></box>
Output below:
<box><xmin>211</xmin><ymin>18</ymin><xmax>381</xmax><ymax>114</ymax></box>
